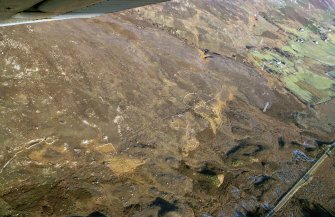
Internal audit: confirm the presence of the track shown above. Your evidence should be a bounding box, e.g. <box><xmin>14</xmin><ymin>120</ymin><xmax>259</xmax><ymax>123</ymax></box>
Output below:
<box><xmin>266</xmin><ymin>142</ymin><xmax>335</xmax><ymax>217</ymax></box>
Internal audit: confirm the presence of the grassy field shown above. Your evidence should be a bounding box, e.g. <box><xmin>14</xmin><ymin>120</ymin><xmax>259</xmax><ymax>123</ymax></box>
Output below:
<box><xmin>283</xmin><ymin>72</ymin><xmax>335</xmax><ymax>104</ymax></box>
<box><xmin>249</xmin><ymin>22</ymin><xmax>335</xmax><ymax>104</ymax></box>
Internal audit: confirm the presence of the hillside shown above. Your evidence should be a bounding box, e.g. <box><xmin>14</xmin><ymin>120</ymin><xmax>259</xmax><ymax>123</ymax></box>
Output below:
<box><xmin>0</xmin><ymin>0</ymin><xmax>334</xmax><ymax>216</ymax></box>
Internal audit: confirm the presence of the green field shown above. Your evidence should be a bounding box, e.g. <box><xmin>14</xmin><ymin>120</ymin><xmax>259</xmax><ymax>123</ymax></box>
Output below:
<box><xmin>250</xmin><ymin>23</ymin><xmax>335</xmax><ymax>104</ymax></box>
<box><xmin>283</xmin><ymin>72</ymin><xmax>335</xmax><ymax>104</ymax></box>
